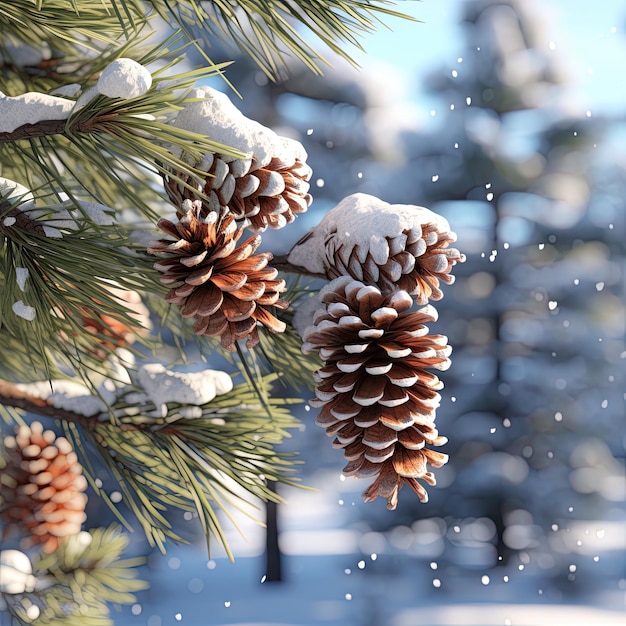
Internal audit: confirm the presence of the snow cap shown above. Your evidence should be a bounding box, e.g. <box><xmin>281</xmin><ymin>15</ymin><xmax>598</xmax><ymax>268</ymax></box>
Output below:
<box><xmin>29</xmin><ymin>200</ymin><xmax>117</xmax><ymax>228</ymax></box>
<box><xmin>0</xmin><ymin>91</ymin><xmax>74</xmax><ymax>133</ymax></box>
<box><xmin>287</xmin><ymin>193</ymin><xmax>451</xmax><ymax>275</ymax></box>
<box><xmin>15</xmin><ymin>380</ymin><xmax>109</xmax><ymax>416</ymax></box>
<box><xmin>172</xmin><ymin>87</ymin><xmax>303</xmax><ymax>168</ymax></box>
<box><xmin>97</xmin><ymin>58</ymin><xmax>152</xmax><ymax>99</ymax></box>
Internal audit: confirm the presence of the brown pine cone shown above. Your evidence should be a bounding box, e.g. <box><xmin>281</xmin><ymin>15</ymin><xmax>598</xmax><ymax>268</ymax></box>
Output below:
<box><xmin>147</xmin><ymin>201</ymin><xmax>288</xmax><ymax>351</ymax></box>
<box><xmin>79</xmin><ymin>287</ymin><xmax>152</xmax><ymax>359</ymax></box>
<box><xmin>302</xmin><ymin>276</ymin><xmax>450</xmax><ymax>510</ymax></box>
<box><xmin>165</xmin><ymin>148</ymin><xmax>312</xmax><ymax>233</ymax></box>
<box><xmin>287</xmin><ymin>193</ymin><xmax>465</xmax><ymax>305</ymax></box>
<box><xmin>165</xmin><ymin>87</ymin><xmax>312</xmax><ymax>232</ymax></box>
<box><xmin>1</xmin><ymin>422</ymin><xmax>88</xmax><ymax>553</ymax></box>
<box><xmin>327</xmin><ymin>221</ymin><xmax>465</xmax><ymax>304</ymax></box>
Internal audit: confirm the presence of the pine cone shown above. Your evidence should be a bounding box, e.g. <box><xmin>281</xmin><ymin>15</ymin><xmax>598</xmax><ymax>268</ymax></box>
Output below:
<box><xmin>79</xmin><ymin>287</ymin><xmax>152</xmax><ymax>359</ymax></box>
<box><xmin>1</xmin><ymin>422</ymin><xmax>88</xmax><ymax>553</ymax></box>
<box><xmin>165</xmin><ymin>87</ymin><xmax>312</xmax><ymax>232</ymax></box>
<box><xmin>147</xmin><ymin>200</ymin><xmax>288</xmax><ymax>351</ymax></box>
<box><xmin>287</xmin><ymin>193</ymin><xmax>465</xmax><ymax>304</ymax></box>
<box><xmin>302</xmin><ymin>277</ymin><xmax>450</xmax><ymax>510</ymax></box>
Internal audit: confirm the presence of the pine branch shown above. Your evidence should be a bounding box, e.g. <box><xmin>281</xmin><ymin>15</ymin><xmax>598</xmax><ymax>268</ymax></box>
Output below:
<box><xmin>147</xmin><ymin>0</ymin><xmax>415</xmax><ymax>79</ymax></box>
<box><xmin>1</xmin><ymin>369</ymin><xmax>305</xmax><ymax>555</ymax></box>
<box><xmin>0</xmin><ymin>118</ymin><xmax>85</xmax><ymax>143</ymax></box>
<box><xmin>1</xmin><ymin>526</ymin><xmax>147</xmax><ymax>625</ymax></box>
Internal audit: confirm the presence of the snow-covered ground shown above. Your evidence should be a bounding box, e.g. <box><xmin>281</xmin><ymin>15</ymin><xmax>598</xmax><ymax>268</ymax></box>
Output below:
<box><xmin>114</xmin><ymin>468</ymin><xmax>626</xmax><ymax>626</ymax></box>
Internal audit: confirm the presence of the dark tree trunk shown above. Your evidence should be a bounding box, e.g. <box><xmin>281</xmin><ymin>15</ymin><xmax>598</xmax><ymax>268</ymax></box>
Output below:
<box><xmin>264</xmin><ymin>481</ymin><xmax>282</xmax><ymax>582</ymax></box>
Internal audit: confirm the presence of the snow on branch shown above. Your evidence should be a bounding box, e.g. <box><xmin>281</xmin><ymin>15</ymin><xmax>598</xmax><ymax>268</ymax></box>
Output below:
<box><xmin>0</xmin><ymin>91</ymin><xmax>75</xmax><ymax>134</ymax></box>
<box><xmin>0</xmin><ymin>58</ymin><xmax>152</xmax><ymax>141</ymax></box>
<box><xmin>0</xmin><ymin>357</ymin><xmax>234</xmax><ymax>427</ymax></box>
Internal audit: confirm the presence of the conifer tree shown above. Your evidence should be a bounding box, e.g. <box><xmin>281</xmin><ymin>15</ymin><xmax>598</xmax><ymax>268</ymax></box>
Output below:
<box><xmin>0</xmin><ymin>2</ymin><xmax>466</xmax><ymax>623</ymax></box>
<box><xmin>358</xmin><ymin>0</ymin><xmax>624</xmax><ymax>592</ymax></box>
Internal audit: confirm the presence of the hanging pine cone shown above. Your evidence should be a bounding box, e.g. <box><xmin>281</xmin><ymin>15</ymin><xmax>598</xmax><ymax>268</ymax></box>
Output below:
<box><xmin>302</xmin><ymin>277</ymin><xmax>450</xmax><ymax>510</ymax></box>
<box><xmin>1</xmin><ymin>421</ymin><xmax>88</xmax><ymax>553</ymax></box>
<box><xmin>79</xmin><ymin>286</ymin><xmax>152</xmax><ymax>360</ymax></box>
<box><xmin>165</xmin><ymin>87</ymin><xmax>312</xmax><ymax>232</ymax></box>
<box><xmin>287</xmin><ymin>193</ymin><xmax>465</xmax><ymax>304</ymax></box>
<box><xmin>147</xmin><ymin>200</ymin><xmax>288</xmax><ymax>351</ymax></box>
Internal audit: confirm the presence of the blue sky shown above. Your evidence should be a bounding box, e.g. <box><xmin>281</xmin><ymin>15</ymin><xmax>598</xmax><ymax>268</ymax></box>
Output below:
<box><xmin>353</xmin><ymin>0</ymin><xmax>626</xmax><ymax>114</ymax></box>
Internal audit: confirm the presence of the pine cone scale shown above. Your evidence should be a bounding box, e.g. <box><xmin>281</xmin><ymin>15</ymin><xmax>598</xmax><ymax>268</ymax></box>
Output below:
<box><xmin>222</xmin><ymin>297</ymin><xmax>256</xmax><ymax>322</ymax></box>
<box><xmin>209</xmin><ymin>271</ymin><xmax>248</xmax><ymax>292</ymax></box>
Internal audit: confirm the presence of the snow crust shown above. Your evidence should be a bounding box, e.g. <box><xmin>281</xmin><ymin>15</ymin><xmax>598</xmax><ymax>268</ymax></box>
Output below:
<box><xmin>0</xmin><ymin>550</ymin><xmax>36</xmax><ymax>594</ymax></box>
<box><xmin>50</xmin><ymin>83</ymin><xmax>82</xmax><ymax>98</ymax></box>
<box><xmin>3</xmin><ymin>197</ymin><xmax>116</xmax><ymax>238</ymax></box>
<box><xmin>25</xmin><ymin>200</ymin><xmax>117</xmax><ymax>228</ymax></box>
<box><xmin>0</xmin><ymin>91</ymin><xmax>74</xmax><ymax>133</ymax></box>
<box><xmin>11</xmin><ymin>301</ymin><xmax>36</xmax><ymax>321</ymax></box>
<box><xmin>0</xmin><ymin>59</ymin><xmax>151</xmax><ymax>134</ymax></box>
<box><xmin>13</xmin><ymin>357</ymin><xmax>233</xmax><ymax>421</ymax></box>
<box><xmin>287</xmin><ymin>193</ymin><xmax>451</xmax><ymax>274</ymax></box>
<box><xmin>137</xmin><ymin>363</ymin><xmax>233</xmax><ymax>409</ymax></box>
<box><xmin>97</xmin><ymin>58</ymin><xmax>152</xmax><ymax>99</ymax></box>
<box><xmin>172</xmin><ymin>87</ymin><xmax>306</xmax><ymax>168</ymax></box>
<box><xmin>292</xmin><ymin>295</ymin><xmax>326</xmax><ymax>339</ymax></box>
<box><xmin>17</xmin><ymin>380</ymin><xmax>108</xmax><ymax>416</ymax></box>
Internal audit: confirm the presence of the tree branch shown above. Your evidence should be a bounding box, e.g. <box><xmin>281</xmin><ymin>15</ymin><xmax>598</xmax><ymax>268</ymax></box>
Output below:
<box><xmin>0</xmin><ymin>119</ymin><xmax>67</xmax><ymax>142</ymax></box>
<box><xmin>0</xmin><ymin>116</ymin><xmax>107</xmax><ymax>143</ymax></box>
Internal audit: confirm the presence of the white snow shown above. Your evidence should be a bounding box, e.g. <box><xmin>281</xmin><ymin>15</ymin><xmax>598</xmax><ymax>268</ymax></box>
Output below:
<box><xmin>287</xmin><ymin>193</ymin><xmax>452</xmax><ymax>275</ymax></box>
<box><xmin>72</xmin><ymin>85</ymin><xmax>99</xmax><ymax>112</ymax></box>
<box><xmin>0</xmin><ymin>178</ymin><xmax>33</xmax><ymax>206</ymax></box>
<box><xmin>97</xmin><ymin>58</ymin><xmax>152</xmax><ymax>100</ymax></box>
<box><xmin>18</xmin><ymin>199</ymin><xmax>116</xmax><ymax>234</ymax></box>
<box><xmin>11</xmin><ymin>300</ymin><xmax>36</xmax><ymax>321</ymax></box>
<box><xmin>15</xmin><ymin>267</ymin><xmax>29</xmax><ymax>292</ymax></box>
<box><xmin>0</xmin><ymin>550</ymin><xmax>36</xmax><ymax>594</ymax></box>
<box><xmin>171</xmin><ymin>87</ymin><xmax>307</xmax><ymax>169</ymax></box>
<box><xmin>137</xmin><ymin>363</ymin><xmax>233</xmax><ymax>409</ymax></box>
<box><xmin>16</xmin><ymin>379</ymin><xmax>108</xmax><ymax>416</ymax></box>
<box><xmin>50</xmin><ymin>83</ymin><xmax>82</xmax><ymax>98</ymax></box>
<box><xmin>42</xmin><ymin>225</ymin><xmax>63</xmax><ymax>239</ymax></box>
<box><xmin>0</xmin><ymin>91</ymin><xmax>74</xmax><ymax>133</ymax></box>
<box><xmin>0</xmin><ymin>40</ymin><xmax>51</xmax><ymax>67</ymax></box>
<box><xmin>292</xmin><ymin>295</ymin><xmax>326</xmax><ymax>338</ymax></box>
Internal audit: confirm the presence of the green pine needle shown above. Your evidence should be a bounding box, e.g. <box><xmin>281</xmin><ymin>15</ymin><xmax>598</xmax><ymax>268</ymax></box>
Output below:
<box><xmin>146</xmin><ymin>0</ymin><xmax>415</xmax><ymax>79</ymax></box>
<box><xmin>1</xmin><ymin>525</ymin><xmax>147</xmax><ymax>626</ymax></box>
<box><xmin>56</xmin><ymin>375</ymin><xmax>303</xmax><ymax>556</ymax></box>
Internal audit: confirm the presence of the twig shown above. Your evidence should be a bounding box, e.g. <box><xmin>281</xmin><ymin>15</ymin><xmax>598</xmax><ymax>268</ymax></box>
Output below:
<box><xmin>0</xmin><ymin>115</ymin><xmax>113</xmax><ymax>143</ymax></box>
<box><xmin>270</xmin><ymin>254</ymin><xmax>325</xmax><ymax>279</ymax></box>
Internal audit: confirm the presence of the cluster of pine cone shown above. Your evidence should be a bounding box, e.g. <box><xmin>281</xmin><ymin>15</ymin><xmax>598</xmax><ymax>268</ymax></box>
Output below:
<box><xmin>149</xmin><ymin>91</ymin><xmax>465</xmax><ymax>509</ymax></box>
<box><xmin>150</xmin><ymin>87</ymin><xmax>312</xmax><ymax>351</ymax></box>
<box><xmin>297</xmin><ymin>194</ymin><xmax>465</xmax><ymax>509</ymax></box>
